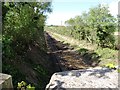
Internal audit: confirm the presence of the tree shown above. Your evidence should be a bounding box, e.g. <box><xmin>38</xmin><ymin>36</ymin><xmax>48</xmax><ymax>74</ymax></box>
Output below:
<box><xmin>2</xmin><ymin>2</ymin><xmax>52</xmax><ymax>60</ymax></box>
<box><xmin>64</xmin><ymin>4</ymin><xmax>117</xmax><ymax>48</ymax></box>
<box><xmin>88</xmin><ymin>4</ymin><xmax>116</xmax><ymax>48</ymax></box>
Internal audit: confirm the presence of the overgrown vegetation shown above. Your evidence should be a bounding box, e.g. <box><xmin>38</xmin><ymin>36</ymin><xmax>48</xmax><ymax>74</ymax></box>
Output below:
<box><xmin>45</xmin><ymin>4</ymin><xmax>118</xmax><ymax>66</ymax></box>
<box><xmin>46</xmin><ymin>4</ymin><xmax>118</xmax><ymax>49</ymax></box>
<box><xmin>2</xmin><ymin>2</ymin><xmax>52</xmax><ymax>89</ymax></box>
<box><xmin>17</xmin><ymin>81</ymin><xmax>35</xmax><ymax>90</ymax></box>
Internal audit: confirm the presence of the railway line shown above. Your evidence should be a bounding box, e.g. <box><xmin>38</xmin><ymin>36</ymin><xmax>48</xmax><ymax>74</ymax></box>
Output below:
<box><xmin>45</xmin><ymin>32</ymin><xmax>88</xmax><ymax>73</ymax></box>
<box><xmin>45</xmin><ymin>32</ymin><xmax>63</xmax><ymax>72</ymax></box>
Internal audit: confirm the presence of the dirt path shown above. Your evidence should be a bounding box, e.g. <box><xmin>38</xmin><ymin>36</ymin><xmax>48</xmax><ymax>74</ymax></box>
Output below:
<box><xmin>45</xmin><ymin>32</ymin><xmax>89</xmax><ymax>72</ymax></box>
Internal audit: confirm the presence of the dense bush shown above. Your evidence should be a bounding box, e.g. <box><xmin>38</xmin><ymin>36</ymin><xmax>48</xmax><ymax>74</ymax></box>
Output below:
<box><xmin>65</xmin><ymin>5</ymin><xmax>117</xmax><ymax>49</ymax></box>
<box><xmin>2</xmin><ymin>2</ymin><xmax>52</xmax><ymax>59</ymax></box>
<box><xmin>2</xmin><ymin>2</ymin><xmax>52</xmax><ymax>88</ymax></box>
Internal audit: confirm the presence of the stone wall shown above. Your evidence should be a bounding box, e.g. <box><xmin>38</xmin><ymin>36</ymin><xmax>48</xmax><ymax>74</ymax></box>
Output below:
<box><xmin>46</xmin><ymin>67</ymin><xmax>119</xmax><ymax>89</ymax></box>
<box><xmin>0</xmin><ymin>73</ymin><xmax>13</xmax><ymax>90</ymax></box>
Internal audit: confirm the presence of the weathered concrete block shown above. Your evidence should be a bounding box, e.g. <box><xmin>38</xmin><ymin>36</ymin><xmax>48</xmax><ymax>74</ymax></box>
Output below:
<box><xmin>46</xmin><ymin>67</ymin><xmax>119</xmax><ymax>90</ymax></box>
<box><xmin>0</xmin><ymin>73</ymin><xmax>13</xmax><ymax>90</ymax></box>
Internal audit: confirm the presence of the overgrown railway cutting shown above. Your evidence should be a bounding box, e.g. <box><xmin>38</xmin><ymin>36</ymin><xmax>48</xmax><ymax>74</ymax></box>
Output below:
<box><xmin>45</xmin><ymin>32</ymin><xmax>89</xmax><ymax>72</ymax></box>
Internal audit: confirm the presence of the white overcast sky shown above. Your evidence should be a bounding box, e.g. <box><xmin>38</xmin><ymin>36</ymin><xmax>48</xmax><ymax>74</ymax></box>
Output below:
<box><xmin>46</xmin><ymin>0</ymin><xmax>119</xmax><ymax>25</ymax></box>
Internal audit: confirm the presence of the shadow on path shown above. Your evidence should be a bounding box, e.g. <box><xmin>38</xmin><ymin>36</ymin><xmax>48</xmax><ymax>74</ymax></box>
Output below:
<box><xmin>45</xmin><ymin>32</ymin><xmax>101</xmax><ymax>72</ymax></box>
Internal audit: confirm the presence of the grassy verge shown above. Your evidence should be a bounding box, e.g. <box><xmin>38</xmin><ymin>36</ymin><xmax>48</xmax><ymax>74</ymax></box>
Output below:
<box><xmin>47</xmin><ymin>31</ymin><xmax>97</xmax><ymax>50</ymax></box>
